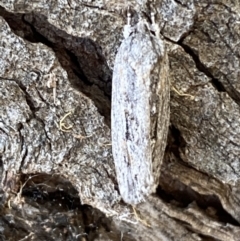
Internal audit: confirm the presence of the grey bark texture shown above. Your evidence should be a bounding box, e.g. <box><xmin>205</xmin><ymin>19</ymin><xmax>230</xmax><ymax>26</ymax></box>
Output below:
<box><xmin>0</xmin><ymin>0</ymin><xmax>240</xmax><ymax>240</ymax></box>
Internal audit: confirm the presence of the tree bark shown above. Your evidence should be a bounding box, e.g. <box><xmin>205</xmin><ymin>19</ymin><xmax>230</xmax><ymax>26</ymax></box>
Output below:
<box><xmin>0</xmin><ymin>1</ymin><xmax>240</xmax><ymax>240</ymax></box>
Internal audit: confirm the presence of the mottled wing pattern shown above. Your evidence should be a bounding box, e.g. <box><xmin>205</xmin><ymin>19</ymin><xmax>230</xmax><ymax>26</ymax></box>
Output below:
<box><xmin>111</xmin><ymin>21</ymin><xmax>169</xmax><ymax>204</ymax></box>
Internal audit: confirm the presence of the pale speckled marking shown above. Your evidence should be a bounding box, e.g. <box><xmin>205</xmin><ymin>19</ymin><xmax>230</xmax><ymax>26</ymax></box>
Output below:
<box><xmin>111</xmin><ymin>16</ymin><xmax>170</xmax><ymax>204</ymax></box>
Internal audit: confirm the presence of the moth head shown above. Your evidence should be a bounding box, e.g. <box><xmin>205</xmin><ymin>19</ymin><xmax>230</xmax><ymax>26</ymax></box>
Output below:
<box><xmin>136</xmin><ymin>15</ymin><xmax>150</xmax><ymax>34</ymax></box>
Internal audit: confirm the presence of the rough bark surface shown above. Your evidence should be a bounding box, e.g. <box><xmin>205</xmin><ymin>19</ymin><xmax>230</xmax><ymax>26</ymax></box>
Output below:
<box><xmin>0</xmin><ymin>0</ymin><xmax>240</xmax><ymax>241</ymax></box>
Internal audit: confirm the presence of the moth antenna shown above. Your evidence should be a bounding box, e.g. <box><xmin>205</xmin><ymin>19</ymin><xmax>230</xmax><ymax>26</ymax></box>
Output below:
<box><xmin>123</xmin><ymin>7</ymin><xmax>133</xmax><ymax>38</ymax></box>
<box><xmin>151</xmin><ymin>12</ymin><xmax>155</xmax><ymax>24</ymax></box>
<box><xmin>127</xmin><ymin>6</ymin><xmax>131</xmax><ymax>25</ymax></box>
<box><xmin>151</xmin><ymin>12</ymin><xmax>160</xmax><ymax>38</ymax></box>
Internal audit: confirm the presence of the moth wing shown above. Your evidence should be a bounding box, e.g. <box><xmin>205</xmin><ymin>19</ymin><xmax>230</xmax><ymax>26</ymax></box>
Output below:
<box><xmin>111</xmin><ymin>29</ymin><xmax>169</xmax><ymax>204</ymax></box>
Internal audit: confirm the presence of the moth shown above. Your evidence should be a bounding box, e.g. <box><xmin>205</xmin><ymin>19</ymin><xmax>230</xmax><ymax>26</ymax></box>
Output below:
<box><xmin>111</xmin><ymin>12</ymin><xmax>170</xmax><ymax>204</ymax></box>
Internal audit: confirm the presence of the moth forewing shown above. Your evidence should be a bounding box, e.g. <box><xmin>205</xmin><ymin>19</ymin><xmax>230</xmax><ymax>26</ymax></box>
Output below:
<box><xmin>111</xmin><ymin>20</ymin><xmax>169</xmax><ymax>204</ymax></box>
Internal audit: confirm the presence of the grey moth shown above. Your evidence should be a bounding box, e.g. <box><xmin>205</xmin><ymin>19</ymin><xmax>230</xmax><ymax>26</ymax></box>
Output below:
<box><xmin>111</xmin><ymin>13</ymin><xmax>170</xmax><ymax>204</ymax></box>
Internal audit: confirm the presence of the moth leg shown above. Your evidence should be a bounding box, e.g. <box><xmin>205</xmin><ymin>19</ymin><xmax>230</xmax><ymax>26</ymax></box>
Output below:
<box><xmin>123</xmin><ymin>8</ymin><xmax>133</xmax><ymax>38</ymax></box>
